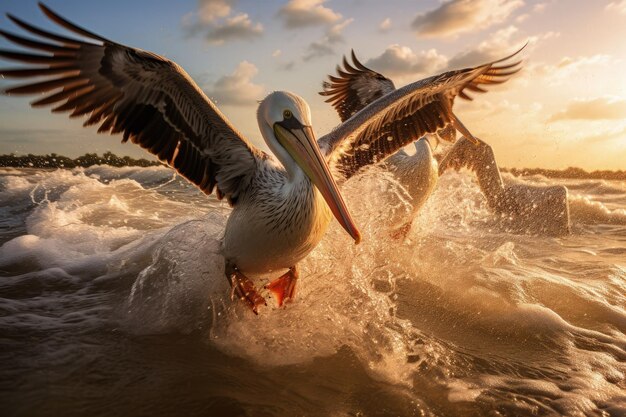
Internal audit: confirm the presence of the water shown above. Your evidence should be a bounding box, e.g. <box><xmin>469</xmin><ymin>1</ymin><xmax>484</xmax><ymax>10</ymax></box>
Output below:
<box><xmin>0</xmin><ymin>165</ymin><xmax>624</xmax><ymax>417</ymax></box>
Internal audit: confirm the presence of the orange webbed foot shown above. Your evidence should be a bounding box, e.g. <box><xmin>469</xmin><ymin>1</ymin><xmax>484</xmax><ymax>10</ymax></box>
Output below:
<box><xmin>228</xmin><ymin>268</ymin><xmax>266</xmax><ymax>315</ymax></box>
<box><xmin>266</xmin><ymin>266</ymin><xmax>298</xmax><ymax>307</ymax></box>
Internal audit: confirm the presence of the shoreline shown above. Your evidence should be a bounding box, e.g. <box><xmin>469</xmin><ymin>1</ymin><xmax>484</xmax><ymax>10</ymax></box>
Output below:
<box><xmin>0</xmin><ymin>153</ymin><xmax>624</xmax><ymax>180</ymax></box>
<box><xmin>0</xmin><ymin>152</ymin><xmax>161</xmax><ymax>169</ymax></box>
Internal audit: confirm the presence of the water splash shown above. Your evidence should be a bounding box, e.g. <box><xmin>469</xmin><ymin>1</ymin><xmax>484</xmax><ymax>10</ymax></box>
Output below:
<box><xmin>1</xmin><ymin>166</ymin><xmax>625</xmax><ymax>416</ymax></box>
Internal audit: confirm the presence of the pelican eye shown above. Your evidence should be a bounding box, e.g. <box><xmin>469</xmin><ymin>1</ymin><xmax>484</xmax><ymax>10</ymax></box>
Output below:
<box><xmin>283</xmin><ymin>109</ymin><xmax>293</xmax><ymax>119</ymax></box>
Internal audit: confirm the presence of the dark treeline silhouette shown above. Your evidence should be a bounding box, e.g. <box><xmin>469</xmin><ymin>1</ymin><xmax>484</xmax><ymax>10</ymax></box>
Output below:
<box><xmin>0</xmin><ymin>152</ymin><xmax>162</xmax><ymax>169</ymax></box>
<box><xmin>0</xmin><ymin>153</ymin><xmax>624</xmax><ymax>180</ymax></box>
<box><xmin>503</xmin><ymin>167</ymin><xmax>626</xmax><ymax>181</ymax></box>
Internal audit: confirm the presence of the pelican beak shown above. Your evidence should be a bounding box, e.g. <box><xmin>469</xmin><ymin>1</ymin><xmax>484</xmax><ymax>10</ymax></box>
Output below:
<box><xmin>274</xmin><ymin>121</ymin><xmax>361</xmax><ymax>244</ymax></box>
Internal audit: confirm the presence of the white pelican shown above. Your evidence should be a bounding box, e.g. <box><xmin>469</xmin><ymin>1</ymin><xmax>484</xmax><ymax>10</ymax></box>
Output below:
<box><xmin>0</xmin><ymin>4</ymin><xmax>361</xmax><ymax>313</ymax></box>
<box><xmin>320</xmin><ymin>51</ymin><xmax>570</xmax><ymax>236</ymax></box>
<box><xmin>0</xmin><ymin>5</ymin><xmax>535</xmax><ymax>313</ymax></box>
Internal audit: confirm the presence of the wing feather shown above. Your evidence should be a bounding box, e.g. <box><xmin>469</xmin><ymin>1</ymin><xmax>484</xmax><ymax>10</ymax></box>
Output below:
<box><xmin>319</xmin><ymin>47</ymin><xmax>524</xmax><ymax>179</ymax></box>
<box><xmin>319</xmin><ymin>50</ymin><xmax>396</xmax><ymax>122</ymax></box>
<box><xmin>0</xmin><ymin>3</ymin><xmax>261</xmax><ymax>205</ymax></box>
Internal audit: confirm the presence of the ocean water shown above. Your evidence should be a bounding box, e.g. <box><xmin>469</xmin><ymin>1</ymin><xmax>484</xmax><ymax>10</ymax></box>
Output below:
<box><xmin>0</xmin><ymin>165</ymin><xmax>624</xmax><ymax>417</ymax></box>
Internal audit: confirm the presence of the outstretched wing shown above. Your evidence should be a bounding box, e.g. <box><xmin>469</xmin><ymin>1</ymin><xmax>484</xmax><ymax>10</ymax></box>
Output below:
<box><xmin>0</xmin><ymin>3</ymin><xmax>262</xmax><ymax>205</ymax></box>
<box><xmin>318</xmin><ymin>47</ymin><xmax>524</xmax><ymax>179</ymax></box>
<box><xmin>319</xmin><ymin>50</ymin><xmax>395</xmax><ymax>122</ymax></box>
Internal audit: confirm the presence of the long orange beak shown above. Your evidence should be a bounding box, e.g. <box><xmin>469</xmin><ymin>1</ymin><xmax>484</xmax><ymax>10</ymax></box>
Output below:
<box><xmin>274</xmin><ymin>123</ymin><xmax>361</xmax><ymax>244</ymax></box>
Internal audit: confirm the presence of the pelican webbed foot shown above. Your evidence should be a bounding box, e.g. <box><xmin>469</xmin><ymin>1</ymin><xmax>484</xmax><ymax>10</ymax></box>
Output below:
<box><xmin>226</xmin><ymin>263</ymin><xmax>266</xmax><ymax>315</ymax></box>
<box><xmin>266</xmin><ymin>266</ymin><xmax>299</xmax><ymax>307</ymax></box>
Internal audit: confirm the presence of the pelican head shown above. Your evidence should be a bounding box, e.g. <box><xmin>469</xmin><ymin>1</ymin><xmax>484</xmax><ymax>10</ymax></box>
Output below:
<box><xmin>258</xmin><ymin>91</ymin><xmax>361</xmax><ymax>244</ymax></box>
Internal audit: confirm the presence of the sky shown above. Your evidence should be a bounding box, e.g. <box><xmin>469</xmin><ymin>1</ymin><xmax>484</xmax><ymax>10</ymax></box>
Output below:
<box><xmin>0</xmin><ymin>0</ymin><xmax>625</xmax><ymax>170</ymax></box>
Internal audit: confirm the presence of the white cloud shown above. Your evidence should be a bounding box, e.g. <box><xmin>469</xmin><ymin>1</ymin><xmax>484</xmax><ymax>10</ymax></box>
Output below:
<box><xmin>530</xmin><ymin>54</ymin><xmax>613</xmax><ymax>85</ymax></box>
<box><xmin>278</xmin><ymin>0</ymin><xmax>342</xmax><ymax>29</ymax></box>
<box><xmin>379</xmin><ymin>18</ymin><xmax>391</xmax><ymax>32</ymax></box>
<box><xmin>205</xmin><ymin>61</ymin><xmax>265</xmax><ymax>106</ymax></box>
<box><xmin>549</xmin><ymin>96</ymin><xmax>626</xmax><ymax>122</ymax></box>
<box><xmin>411</xmin><ymin>0</ymin><xmax>525</xmax><ymax>39</ymax></box>
<box><xmin>575</xmin><ymin>125</ymin><xmax>626</xmax><ymax>144</ymax></box>
<box><xmin>606</xmin><ymin>0</ymin><xmax>626</xmax><ymax>14</ymax></box>
<box><xmin>303</xmin><ymin>18</ymin><xmax>353</xmax><ymax>61</ymax></box>
<box><xmin>515</xmin><ymin>13</ymin><xmax>530</xmax><ymax>22</ymax></box>
<box><xmin>204</xmin><ymin>13</ymin><xmax>263</xmax><ymax>45</ymax></box>
<box><xmin>197</xmin><ymin>0</ymin><xmax>235</xmax><ymax>23</ymax></box>
<box><xmin>183</xmin><ymin>0</ymin><xmax>264</xmax><ymax>44</ymax></box>
<box><xmin>447</xmin><ymin>25</ymin><xmax>524</xmax><ymax>68</ymax></box>
<box><xmin>327</xmin><ymin>18</ymin><xmax>353</xmax><ymax>42</ymax></box>
<box><xmin>365</xmin><ymin>45</ymin><xmax>448</xmax><ymax>79</ymax></box>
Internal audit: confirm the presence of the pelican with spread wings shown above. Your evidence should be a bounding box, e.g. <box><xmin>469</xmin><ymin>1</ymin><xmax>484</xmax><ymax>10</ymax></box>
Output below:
<box><xmin>1</xmin><ymin>3</ymin><xmax>523</xmax><ymax>313</ymax></box>
<box><xmin>319</xmin><ymin>50</ymin><xmax>523</xmax><ymax>235</ymax></box>
<box><xmin>0</xmin><ymin>4</ymin><xmax>362</xmax><ymax>313</ymax></box>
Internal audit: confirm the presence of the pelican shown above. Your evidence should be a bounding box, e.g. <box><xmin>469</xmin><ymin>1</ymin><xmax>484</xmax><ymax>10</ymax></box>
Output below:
<box><xmin>0</xmin><ymin>4</ymin><xmax>361</xmax><ymax>313</ymax></box>
<box><xmin>0</xmin><ymin>4</ymin><xmax>529</xmax><ymax>314</ymax></box>
<box><xmin>320</xmin><ymin>51</ymin><xmax>570</xmax><ymax>236</ymax></box>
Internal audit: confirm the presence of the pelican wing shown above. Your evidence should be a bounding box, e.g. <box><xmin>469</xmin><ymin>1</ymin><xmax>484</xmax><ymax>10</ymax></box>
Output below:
<box><xmin>319</xmin><ymin>50</ymin><xmax>395</xmax><ymax>122</ymax></box>
<box><xmin>321</xmin><ymin>48</ymin><xmax>523</xmax><ymax>123</ymax></box>
<box><xmin>0</xmin><ymin>4</ymin><xmax>262</xmax><ymax>205</ymax></box>
<box><xmin>319</xmin><ymin>48</ymin><xmax>523</xmax><ymax>179</ymax></box>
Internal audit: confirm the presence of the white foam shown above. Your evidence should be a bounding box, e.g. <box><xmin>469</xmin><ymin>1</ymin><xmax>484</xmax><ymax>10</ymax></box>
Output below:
<box><xmin>569</xmin><ymin>193</ymin><xmax>626</xmax><ymax>225</ymax></box>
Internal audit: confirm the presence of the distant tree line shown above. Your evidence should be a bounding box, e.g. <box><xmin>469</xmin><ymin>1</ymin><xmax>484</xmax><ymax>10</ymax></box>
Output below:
<box><xmin>0</xmin><ymin>152</ymin><xmax>624</xmax><ymax>180</ymax></box>
<box><xmin>0</xmin><ymin>152</ymin><xmax>162</xmax><ymax>168</ymax></box>
<box><xmin>502</xmin><ymin>167</ymin><xmax>626</xmax><ymax>181</ymax></box>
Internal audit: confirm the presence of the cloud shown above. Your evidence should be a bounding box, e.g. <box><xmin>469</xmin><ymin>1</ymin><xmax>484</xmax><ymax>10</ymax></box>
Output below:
<box><xmin>271</xmin><ymin>49</ymin><xmax>297</xmax><ymax>71</ymax></box>
<box><xmin>447</xmin><ymin>25</ymin><xmax>523</xmax><ymax>68</ymax></box>
<box><xmin>326</xmin><ymin>18</ymin><xmax>352</xmax><ymax>42</ymax></box>
<box><xmin>515</xmin><ymin>13</ymin><xmax>530</xmax><ymax>22</ymax></box>
<box><xmin>197</xmin><ymin>0</ymin><xmax>235</xmax><ymax>23</ymax></box>
<box><xmin>446</xmin><ymin>25</ymin><xmax>558</xmax><ymax>70</ymax></box>
<box><xmin>204</xmin><ymin>13</ymin><xmax>263</xmax><ymax>45</ymax></box>
<box><xmin>365</xmin><ymin>45</ymin><xmax>448</xmax><ymax>78</ymax></box>
<box><xmin>554</xmin><ymin>55</ymin><xmax>611</xmax><ymax>71</ymax></box>
<box><xmin>278</xmin><ymin>0</ymin><xmax>342</xmax><ymax>29</ymax></box>
<box><xmin>548</xmin><ymin>96</ymin><xmax>626</xmax><ymax>122</ymax></box>
<box><xmin>303</xmin><ymin>18</ymin><xmax>353</xmax><ymax>61</ymax></box>
<box><xmin>279</xmin><ymin>61</ymin><xmax>296</xmax><ymax>71</ymax></box>
<box><xmin>411</xmin><ymin>0</ymin><xmax>525</xmax><ymax>39</ymax></box>
<box><xmin>183</xmin><ymin>0</ymin><xmax>263</xmax><ymax>45</ymax></box>
<box><xmin>606</xmin><ymin>0</ymin><xmax>626</xmax><ymax>14</ymax></box>
<box><xmin>530</xmin><ymin>54</ymin><xmax>612</xmax><ymax>85</ymax></box>
<box><xmin>303</xmin><ymin>41</ymin><xmax>335</xmax><ymax>61</ymax></box>
<box><xmin>379</xmin><ymin>18</ymin><xmax>391</xmax><ymax>32</ymax></box>
<box><xmin>515</xmin><ymin>1</ymin><xmax>549</xmax><ymax>23</ymax></box>
<box><xmin>204</xmin><ymin>61</ymin><xmax>265</xmax><ymax>106</ymax></box>
<box><xmin>575</xmin><ymin>125</ymin><xmax>626</xmax><ymax>144</ymax></box>
<box><xmin>275</xmin><ymin>1</ymin><xmax>349</xmax><ymax>62</ymax></box>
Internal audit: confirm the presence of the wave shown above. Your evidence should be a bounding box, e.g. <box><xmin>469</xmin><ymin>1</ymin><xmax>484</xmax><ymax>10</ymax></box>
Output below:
<box><xmin>0</xmin><ymin>167</ymin><xmax>625</xmax><ymax>416</ymax></box>
<box><xmin>569</xmin><ymin>194</ymin><xmax>626</xmax><ymax>225</ymax></box>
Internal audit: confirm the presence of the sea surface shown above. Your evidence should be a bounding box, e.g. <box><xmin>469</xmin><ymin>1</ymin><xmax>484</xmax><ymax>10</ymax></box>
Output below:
<box><xmin>0</xmin><ymin>165</ymin><xmax>624</xmax><ymax>417</ymax></box>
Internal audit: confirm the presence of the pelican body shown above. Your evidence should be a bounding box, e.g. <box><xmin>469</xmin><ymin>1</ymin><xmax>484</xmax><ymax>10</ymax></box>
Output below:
<box><xmin>224</xmin><ymin>160</ymin><xmax>332</xmax><ymax>274</ymax></box>
<box><xmin>385</xmin><ymin>139</ymin><xmax>439</xmax><ymax>213</ymax></box>
<box><xmin>223</xmin><ymin>93</ymin><xmax>338</xmax><ymax>274</ymax></box>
